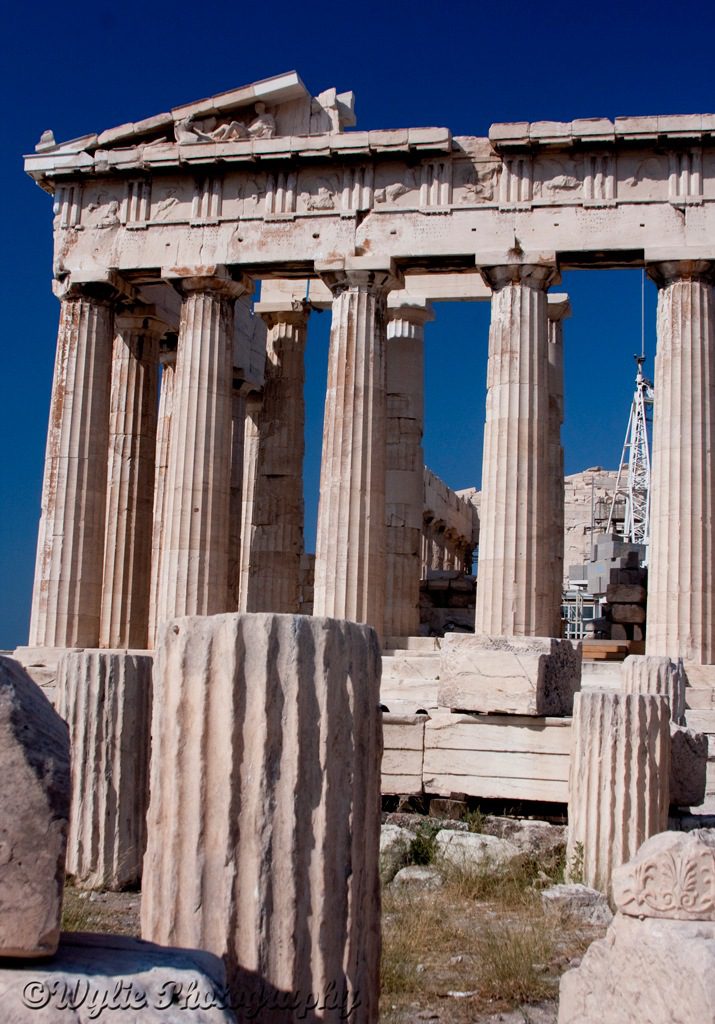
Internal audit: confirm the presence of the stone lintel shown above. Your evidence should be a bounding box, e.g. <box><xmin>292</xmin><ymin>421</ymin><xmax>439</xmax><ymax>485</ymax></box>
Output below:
<box><xmin>114</xmin><ymin>305</ymin><xmax>168</xmax><ymax>335</ymax></box>
<box><xmin>386</xmin><ymin>295</ymin><xmax>435</xmax><ymax>322</ymax></box>
<box><xmin>253</xmin><ymin>298</ymin><xmax>310</xmax><ymax>327</ymax></box>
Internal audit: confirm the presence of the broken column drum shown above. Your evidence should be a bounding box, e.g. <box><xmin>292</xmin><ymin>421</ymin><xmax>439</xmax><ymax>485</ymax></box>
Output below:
<box><xmin>57</xmin><ymin>649</ymin><xmax>153</xmax><ymax>891</ymax></box>
<box><xmin>141</xmin><ymin>612</ymin><xmax>382</xmax><ymax>1021</ymax></box>
<box><xmin>567</xmin><ymin>691</ymin><xmax>670</xmax><ymax>894</ymax></box>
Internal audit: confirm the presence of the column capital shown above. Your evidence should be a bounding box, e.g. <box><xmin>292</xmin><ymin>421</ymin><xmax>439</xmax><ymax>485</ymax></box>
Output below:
<box><xmin>159</xmin><ymin>334</ymin><xmax>178</xmax><ymax>366</ymax></box>
<box><xmin>162</xmin><ymin>265</ymin><xmax>253</xmax><ymax>301</ymax></box>
<box><xmin>315</xmin><ymin>256</ymin><xmax>403</xmax><ymax>297</ymax></box>
<box><xmin>52</xmin><ymin>271</ymin><xmax>135</xmax><ymax>306</ymax></box>
<box><xmin>253</xmin><ymin>299</ymin><xmax>310</xmax><ymax>330</ymax></box>
<box><xmin>386</xmin><ymin>298</ymin><xmax>435</xmax><ymax>326</ymax></box>
<box><xmin>479</xmin><ymin>262</ymin><xmax>560</xmax><ymax>292</ymax></box>
<box><xmin>547</xmin><ymin>293</ymin><xmax>572</xmax><ymax>322</ymax></box>
<box><xmin>646</xmin><ymin>259</ymin><xmax>715</xmax><ymax>288</ymax></box>
<box><xmin>115</xmin><ymin>306</ymin><xmax>169</xmax><ymax>336</ymax></box>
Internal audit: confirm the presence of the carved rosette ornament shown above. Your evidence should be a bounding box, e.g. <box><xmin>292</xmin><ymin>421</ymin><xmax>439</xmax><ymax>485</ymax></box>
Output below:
<box><xmin>612</xmin><ymin>830</ymin><xmax>715</xmax><ymax>920</ymax></box>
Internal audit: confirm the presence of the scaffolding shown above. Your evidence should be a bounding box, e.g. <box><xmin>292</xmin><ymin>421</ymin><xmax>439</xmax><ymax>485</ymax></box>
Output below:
<box><xmin>606</xmin><ymin>354</ymin><xmax>654</xmax><ymax>555</ymax></box>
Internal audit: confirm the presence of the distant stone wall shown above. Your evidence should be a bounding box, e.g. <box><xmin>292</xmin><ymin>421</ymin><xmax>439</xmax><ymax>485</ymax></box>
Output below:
<box><xmin>422</xmin><ymin>470</ymin><xmax>479</xmax><ymax>575</ymax></box>
<box><xmin>563</xmin><ymin>467</ymin><xmax>619</xmax><ymax>586</ymax></box>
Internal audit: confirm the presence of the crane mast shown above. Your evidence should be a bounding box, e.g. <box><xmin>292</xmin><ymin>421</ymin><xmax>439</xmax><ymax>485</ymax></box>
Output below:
<box><xmin>606</xmin><ymin>355</ymin><xmax>654</xmax><ymax>557</ymax></box>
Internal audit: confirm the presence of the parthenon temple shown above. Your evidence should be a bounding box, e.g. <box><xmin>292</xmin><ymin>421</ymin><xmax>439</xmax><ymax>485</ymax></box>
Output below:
<box><xmin>16</xmin><ymin>70</ymin><xmax>715</xmax><ymax>671</ymax></box>
<box><xmin>5</xmin><ymin>68</ymin><xmax>715</xmax><ymax>1022</ymax></box>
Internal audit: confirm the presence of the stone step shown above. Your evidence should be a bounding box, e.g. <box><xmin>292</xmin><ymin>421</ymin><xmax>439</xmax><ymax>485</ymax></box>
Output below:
<box><xmin>685</xmin><ymin>687</ymin><xmax>715</xmax><ymax>710</ymax></box>
<box><xmin>383</xmin><ymin>636</ymin><xmax>441</xmax><ymax>653</ymax></box>
<box><xmin>686</xmin><ymin>709</ymin><xmax>715</xmax><ymax>734</ymax></box>
<box><xmin>382</xmin><ymin>654</ymin><xmax>440</xmax><ymax>677</ymax></box>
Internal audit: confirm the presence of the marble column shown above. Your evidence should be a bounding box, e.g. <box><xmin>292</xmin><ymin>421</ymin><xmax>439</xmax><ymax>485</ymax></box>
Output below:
<box><xmin>384</xmin><ymin>301</ymin><xmax>432</xmax><ymax>637</ymax></box>
<box><xmin>474</xmin><ymin>263</ymin><xmax>559</xmax><ymax>638</ymax></box>
<box><xmin>237</xmin><ymin>393</ymin><xmax>261</xmax><ymax>613</ymax></box>
<box><xmin>313</xmin><ymin>260</ymin><xmax>402</xmax><ymax>632</ymax></box>
<box><xmin>227</xmin><ymin>377</ymin><xmax>249</xmax><ymax>612</ymax></box>
<box><xmin>99</xmin><ymin>311</ymin><xmax>162</xmax><ymax>650</ymax></box>
<box><xmin>647</xmin><ymin>261</ymin><xmax>715</xmax><ymax>663</ymax></box>
<box><xmin>547</xmin><ymin>294</ymin><xmax>570</xmax><ymax>627</ymax></box>
<box><xmin>148</xmin><ymin>338</ymin><xmax>177</xmax><ymax>648</ymax></box>
<box><xmin>29</xmin><ymin>282</ymin><xmax>116</xmax><ymax>649</ymax></box>
<box><xmin>242</xmin><ymin>301</ymin><xmax>309</xmax><ymax>613</ymax></box>
<box><xmin>155</xmin><ymin>271</ymin><xmax>250</xmax><ymax>627</ymax></box>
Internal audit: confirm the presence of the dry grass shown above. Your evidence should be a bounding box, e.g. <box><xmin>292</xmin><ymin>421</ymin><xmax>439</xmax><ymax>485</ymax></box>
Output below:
<box><xmin>381</xmin><ymin>846</ymin><xmax>598</xmax><ymax>1023</ymax></box>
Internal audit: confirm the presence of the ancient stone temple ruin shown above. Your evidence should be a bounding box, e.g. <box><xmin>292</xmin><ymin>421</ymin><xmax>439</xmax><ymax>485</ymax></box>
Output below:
<box><xmin>5</xmin><ymin>69</ymin><xmax>715</xmax><ymax>1022</ymax></box>
<box><xmin>18</xmin><ymin>70</ymin><xmax>715</xmax><ymax>667</ymax></box>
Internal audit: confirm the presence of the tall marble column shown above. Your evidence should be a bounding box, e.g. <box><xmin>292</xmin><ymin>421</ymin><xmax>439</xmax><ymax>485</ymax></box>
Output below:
<box><xmin>313</xmin><ymin>260</ymin><xmax>402</xmax><ymax>632</ymax></box>
<box><xmin>29</xmin><ymin>282</ymin><xmax>116</xmax><ymax>649</ymax></box>
<box><xmin>227</xmin><ymin>377</ymin><xmax>249</xmax><ymax>612</ymax></box>
<box><xmin>99</xmin><ymin>311</ymin><xmax>162</xmax><ymax>650</ymax></box>
<box><xmin>474</xmin><ymin>263</ymin><xmax>559</xmax><ymax>638</ymax></box>
<box><xmin>237</xmin><ymin>393</ymin><xmax>261</xmax><ymax>613</ymax></box>
<box><xmin>647</xmin><ymin>260</ymin><xmax>715</xmax><ymax>663</ymax></box>
<box><xmin>547</xmin><ymin>294</ymin><xmax>570</xmax><ymax>628</ymax></box>
<box><xmin>384</xmin><ymin>301</ymin><xmax>433</xmax><ymax>637</ymax></box>
<box><xmin>241</xmin><ymin>301</ymin><xmax>309</xmax><ymax>613</ymax></box>
<box><xmin>148</xmin><ymin>338</ymin><xmax>177</xmax><ymax>648</ymax></box>
<box><xmin>155</xmin><ymin>270</ymin><xmax>250</xmax><ymax>627</ymax></box>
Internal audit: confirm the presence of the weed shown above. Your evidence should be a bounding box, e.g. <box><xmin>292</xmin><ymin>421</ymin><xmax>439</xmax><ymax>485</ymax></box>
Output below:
<box><xmin>408</xmin><ymin>823</ymin><xmax>440</xmax><ymax>865</ymax></box>
<box><xmin>464</xmin><ymin>808</ymin><xmax>485</xmax><ymax>834</ymax></box>
<box><xmin>568</xmin><ymin>841</ymin><xmax>585</xmax><ymax>884</ymax></box>
<box><xmin>471</xmin><ymin>915</ymin><xmax>557</xmax><ymax>1004</ymax></box>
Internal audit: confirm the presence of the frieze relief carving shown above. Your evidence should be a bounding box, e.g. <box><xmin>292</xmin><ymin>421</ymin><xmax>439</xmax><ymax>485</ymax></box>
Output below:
<box><xmin>300</xmin><ymin>175</ymin><xmax>340</xmax><ymax>212</ymax></box>
<box><xmin>373</xmin><ymin>167</ymin><xmax>416</xmax><ymax>206</ymax></box>
<box><xmin>621</xmin><ymin>154</ymin><xmax>669</xmax><ymax>198</ymax></box>
<box><xmin>533</xmin><ymin>157</ymin><xmax>583</xmax><ymax>200</ymax></box>
<box><xmin>454</xmin><ymin>161</ymin><xmax>499</xmax><ymax>204</ymax></box>
<box><xmin>85</xmin><ymin>191</ymin><xmax>122</xmax><ymax>228</ymax></box>
<box><xmin>612</xmin><ymin>830</ymin><xmax>715</xmax><ymax>921</ymax></box>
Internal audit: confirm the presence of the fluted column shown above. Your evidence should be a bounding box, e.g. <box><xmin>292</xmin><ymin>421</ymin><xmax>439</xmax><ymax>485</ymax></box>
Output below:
<box><xmin>237</xmin><ymin>393</ymin><xmax>261</xmax><ymax>612</ymax></box>
<box><xmin>29</xmin><ymin>282</ymin><xmax>116</xmax><ymax>648</ymax></box>
<box><xmin>99</xmin><ymin>311</ymin><xmax>162</xmax><ymax>649</ymax></box>
<box><xmin>148</xmin><ymin>338</ymin><xmax>177</xmax><ymax>648</ymax></box>
<box><xmin>567</xmin><ymin>691</ymin><xmax>670</xmax><ymax>894</ymax></box>
<box><xmin>242</xmin><ymin>301</ymin><xmax>309</xmax><ymax>613</ymax></box>
<box><xmin>313</xmin><ymin>259</ymin><xmax>402</xmax><ymax>631</ymax></box>
<box><xmin>155</xmin><ymin>271</ymin><xmax>251</xmax><ymax>624</ymax></box>
<box><xmin>547</xmin><ymin>294</ymin><xmax>569</xmax><ymax>620</ymax></box>
<box><xmin>384</xmin><ymin>301</ymin><xmax>432</xmax><ymax>637</ymax></box>
<box><xmin>647</xmin><ymin>261</ymin><xmax>715</xmax><ymax>663</ymax></box>
<box><xmin>227</xmin><ymin>377</ymin><xmax>249</xmax><ymax>611</ymax></box>
<box><xmin>474</xmin><ymin>263</ymin><xmax>559</xmax><ymax>637</ymax></box>
<box><xmin>142</xmin><ymin>612</ymin><xmax>382</xmax><ymax>1020</ymax></box>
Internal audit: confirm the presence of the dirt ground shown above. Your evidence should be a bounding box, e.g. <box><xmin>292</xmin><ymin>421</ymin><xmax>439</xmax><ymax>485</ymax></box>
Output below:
<box><xmin>62</xmin><ymin>859</ymin><xmax>605</xmax><ymax>1023</ymax></box>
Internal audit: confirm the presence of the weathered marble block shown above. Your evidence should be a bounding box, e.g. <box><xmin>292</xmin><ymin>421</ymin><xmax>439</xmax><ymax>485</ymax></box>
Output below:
<box><xmin>612</xmin><ymin>829</ymin><xmax>715</xmax><ymax>920</ymax></box>
<box><xmin>438</xmin><ymin>634</ymin><xmax>581</xmax><ymax>716</ymax></box>
<box><xmin>0</xmin><ymin>656</ymin><xmax>70</xmax><ymax>957</ymax></box>
<box><xmin>567</xmin><ymin>692</ymin><xmax>670</xmax><ymax>894</ymax></box>
<box><xmin>558</xmin><ymin>913</ymin><xmax>715</xmax><ymax>1023</ymax></box>
<box><xmin>0</xmin><ymin>932</ymin><xmax>233</xmax><ymax>1023</ymax></box>
<box><xmin>57</xmin><ymin>650</ymin><xmax>153</xmax><ymax>890</ymax></box>
<box><xmin>670</xmin><ymin>724</ymin><xmax>708</xmax><ymax>806</ymax></box>
<box><xmin>141</xmin><ymin>613</ymin><xmax>382</xmax><ymax>1022</ymax></box>
<box><xmin>560</xmin><ymin>830</ymin><xmax>715</xmax><ymax>1023</ymax></box>
<box><xmin>622</xmin><ymin>654</ymin><xmax>686</xmax><ymax>724</ymax></box>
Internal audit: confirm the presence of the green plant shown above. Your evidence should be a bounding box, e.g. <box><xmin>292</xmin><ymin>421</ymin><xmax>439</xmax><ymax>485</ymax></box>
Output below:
<box><xmin>568</xmin><ymin>841</ymin><xmax>585</xmax><ymax>884</ymax></box>
<box><xmin>464</xmin><ymin>808</ymin><xmax>486</xmax><ymax>834</ymax></box>
<box><xmin>408</xmin><ymin>823</ymin><xmax>440</xmax><ymax>865</ymax></box>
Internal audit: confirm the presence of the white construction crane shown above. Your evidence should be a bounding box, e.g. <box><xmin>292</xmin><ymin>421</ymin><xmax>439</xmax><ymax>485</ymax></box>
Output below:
<box><xmin>606</xmin><ymin>353</ymin><xmax>654</xmax><ymax>554</ymax></box>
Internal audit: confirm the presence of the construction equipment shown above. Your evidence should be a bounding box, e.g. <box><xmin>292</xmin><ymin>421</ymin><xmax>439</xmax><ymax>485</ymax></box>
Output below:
<box><xmin>606</xmin><ymin>353</ymin><xmax>654</xmax><ymax>556</ymax></box>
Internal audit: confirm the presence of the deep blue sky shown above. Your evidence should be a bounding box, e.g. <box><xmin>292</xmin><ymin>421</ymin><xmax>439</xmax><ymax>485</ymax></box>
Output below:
<box><xmin>1</xmin><ymin>0</ymin><xmax>712</xmax><ymax>648</ymax></box>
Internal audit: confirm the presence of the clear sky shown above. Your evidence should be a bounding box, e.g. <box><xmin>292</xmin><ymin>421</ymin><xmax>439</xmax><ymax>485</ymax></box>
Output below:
<box><xmin>1</xmin><ymin>0</ymin><xmax>712</xmax><ymax>649</ymax></box>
